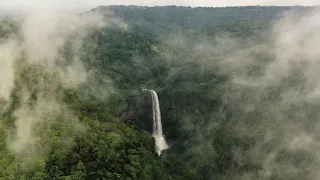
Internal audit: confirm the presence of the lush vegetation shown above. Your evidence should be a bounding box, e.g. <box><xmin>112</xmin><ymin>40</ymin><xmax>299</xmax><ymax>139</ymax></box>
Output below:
<box><xmin>0</xmin><ymin>5</ymin><xmax>317</xmax><ymax>180</ymax></box>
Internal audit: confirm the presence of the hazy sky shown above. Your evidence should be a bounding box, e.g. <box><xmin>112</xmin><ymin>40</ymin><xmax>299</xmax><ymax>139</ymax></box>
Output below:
<box><xmin>1</xmin><ymin>0</ymin><xmax>319</xmax><ymax>11</ymax></box>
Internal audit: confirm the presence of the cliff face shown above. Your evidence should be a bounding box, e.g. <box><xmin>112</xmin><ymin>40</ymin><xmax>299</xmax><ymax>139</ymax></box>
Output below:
<box><xmin>119</xmin><ymin>94</ymin><xmax>153</xmax><ymax>133</ymax></box>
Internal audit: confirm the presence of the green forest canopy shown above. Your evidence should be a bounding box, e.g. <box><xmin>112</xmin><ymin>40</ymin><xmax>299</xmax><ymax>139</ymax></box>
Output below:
<box><xmin>0</xmin><ymin>5</ymin><xmax>319</xmax><ymax>180</ymax></box>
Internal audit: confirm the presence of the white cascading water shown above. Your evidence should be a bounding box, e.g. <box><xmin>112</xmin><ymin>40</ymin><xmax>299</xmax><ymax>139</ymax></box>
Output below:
<box><xmin>146</xmin><ymin>90</ymin><xmax>169</xmax><ymax>155</ymax></box>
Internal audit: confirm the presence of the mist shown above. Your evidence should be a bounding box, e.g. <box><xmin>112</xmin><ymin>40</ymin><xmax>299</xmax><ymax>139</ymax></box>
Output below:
<box><xmin>163</xmin><ymin>7</ymin><xmax>320</xmax><ymax>180</ymax></box>
<box><xmin>0</xmin><ymin>5</ymin><xmax>114</xmax><ymax>166</ymax></box>
<box><xmin>2</xmin><ymin>3</ymin><xmax>320</xmax><ymax>180</ymax></box>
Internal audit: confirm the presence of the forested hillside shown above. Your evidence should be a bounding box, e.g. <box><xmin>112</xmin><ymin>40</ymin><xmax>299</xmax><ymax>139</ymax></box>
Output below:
<box><xmin>1</xmin><ymin>5</ymin><xmax>320</xmax><ymax>180</ymax></box>
<box><xmin>95</xmin><ymin>5</ymin><xmax>308</xmax><ymax>37</ymax></box>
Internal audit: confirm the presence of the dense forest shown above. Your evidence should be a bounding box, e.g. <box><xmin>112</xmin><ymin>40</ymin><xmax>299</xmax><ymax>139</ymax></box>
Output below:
<box><xmin>1</xmin><ymin>5</ymin><xmax>320</xmax><ymax>180</ymax></box>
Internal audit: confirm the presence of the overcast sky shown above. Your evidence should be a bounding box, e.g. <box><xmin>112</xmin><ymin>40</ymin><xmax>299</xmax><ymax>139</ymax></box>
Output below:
<box><xmin>1</xmin><ymin>0</ymin><xmax>319</xmax><ymax>11</ymax></box>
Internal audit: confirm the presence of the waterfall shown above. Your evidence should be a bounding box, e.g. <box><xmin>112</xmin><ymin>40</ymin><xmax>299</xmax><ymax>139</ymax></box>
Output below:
<box><xmin>146</xmin><ymin>89</ymin><xmax>169</xmax><ymax>155</ymax></box>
